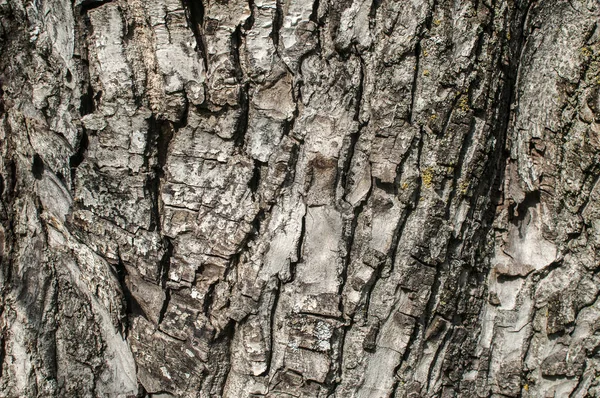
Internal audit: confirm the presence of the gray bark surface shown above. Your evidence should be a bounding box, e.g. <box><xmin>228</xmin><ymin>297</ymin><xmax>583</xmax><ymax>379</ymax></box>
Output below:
<box><xmin>0</xmin><ymin>0</ymin><xmax>599</xmax><ymax>396</ymax></box>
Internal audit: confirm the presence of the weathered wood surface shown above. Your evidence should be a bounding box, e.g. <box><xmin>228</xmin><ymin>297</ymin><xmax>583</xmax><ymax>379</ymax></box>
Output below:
<box><xmin>0</xmin><ymin>0</ymin><xmax>599</xmax><ymax>396</ymax></box>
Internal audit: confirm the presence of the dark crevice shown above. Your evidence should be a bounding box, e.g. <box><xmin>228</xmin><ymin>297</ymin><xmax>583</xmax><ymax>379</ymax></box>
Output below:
<box><xmin>339</xmin><ymin>182</ymin><xmax>372</xmax><ymax>314</ymax></box>
<box><xmin>340</xmin><ymin>129</ymin><xmax>361</xmax><ymax>197</ymax></box>
<box><xmin>157</xmin><ymin>288</ymin><xmax>171</xmax><ymax>325</ymax></box>
<box><xmin>79</xmin><ymin>84</ymin><xmax>95</xmax><ymax>117</ymax></box>
<box><xmin>202</xmin><ymin>280</ymin><xmax>217</xmax><ymax>318</ymax></box>
<box><xmin>425</xmin><ymin>323</ymin><xmax>452</xmax><ymax>392</ymax></box>
<box><xmin>508</xmin><ymin>190</ymin><xmax>540</xmax><ymax>225</ymax></box>
<box><xmin>444</xmin><ymin>116</ymin><xmax>479</xmax><ymax>220</ymax></box>
<box><xmin>79</xmin><ymin>0</ymin><xmax>114</xmax><ymax>14</ymax></box>
<box><xmin>309</xmin><ymin>0</ymin><xmax>321</xmax><ymax>24</ymax></box>
<box><xmin>181</xmin><ymin>0</ymin><xmax>209</xmax><ymax>69</ymax></box>
<box><xmin>215</xmin><ymin>322</ymin><xmax>236</xmax><ymax>396</ymax></box>
<box><xmin>414</xmin><ymin>128</ymin><xmax>426</xmax><ymax>202</ymax></box>
<box><xmin>368</xmin><ymin>0</ymin><xmax>382</xmax><ymax>21</ymax></box>
<box><xmin>280</xmin><ymin>140</ymin><xmax>301</xmax><ymax>190</ymax></box>
<box><xmin>424</xmin><ymin>0</ymin><xmax>437</xmax><ymax>31</ymax></box>
<box><xmin>93</xmin><ymin>90</ymin><xmax>103</xmax><ymax>107</ymax></box>
<box><xmin>287</xmin><ymin>210</ymin><xmax>307</xmax><ymax>284</ymax></box>
<box><xmin>55</xmin><ymin>172</ymin><xmax>66</xmax><ymax>185</ymax></box>
<box><xmin>112</xmin><ymin>256</ymin><xmax>147</xmax><ymax>336</ymax></box>
<box><xmin>248</xmin><ymin>159</ymin><xmax>264</xmax><ymax>195</ymax></box>
<box><xmin>31</xmin><ymin>154</ymin><xmax>44</xmax><ymax>180</ymax></box>
<box><xmin>409</xmin><ymin>40</ymin><xmax>422</xmax><ymax>124</ymax></box>
<box><xmin>421</xmin><ymin>261</ymin><xmax>444</xmax><ymax>340</ymax></box>
<box><xmin>157</xmin><ymin>121</ymin><xmax>175</xmax><ymax>169</ymax></box>
<box><xmin>373</xmin><ymin>177</ymin><xmax>396</xmax><ymax>195</ymax></box>
<box><xmin>0</xmin><ymin>334</ymin><xmax>5</xmax><ymax>378</ymax></box>
<box><xmin>69</xmin><ymin>129</ymin><xmax>89</xmax><ymax>176</ymax></box>
<box><xmin>231</xmin><ymin>26</ymin><xmax>245</xmax><ymax>82</ymax></box>
<box><xmin>7</xmin><ymin>161</ymin><xmax>16</xmax><ymax>198</ymax></box>
<box><xmin>234</xmin><ymin>84</ymin><xmax>250</xmax><ymax>148</ymax></box>
<box><xmin>272</xmin><ymin>0</ymin><xmax>283</xmax><ymax>49</ymax></box>
<box><xmin>0</xmin><ymin>84</ymin><xmax>5</xmax><ymax>114</ymax></box>
<box><xmin>157</xmin><ymin>237</ymin><xmax>173</xmax><ymax>326</ymax></box>
<box><xmin>243</xmin><ymin>0</ymin><xmax>256</xmax><ymax>31</ymax></box>
<box><xmin>159</xmin><ymin>237</ymin><xmax>173</xmax><ymax>288</ymax></box>
<box><xmin>136</xmin><ymin>383</ymin><xmax>148</xmax><ymax>398</ymax></box>
<box><xmin>341</xmin><ymin>55</ymin><xmax>366</xmax><ymax>196</ymax></box>
<box><xmin>145</xmin><ymin>117</ymin><xmax>174</xmax><ymax>232</ymax></box>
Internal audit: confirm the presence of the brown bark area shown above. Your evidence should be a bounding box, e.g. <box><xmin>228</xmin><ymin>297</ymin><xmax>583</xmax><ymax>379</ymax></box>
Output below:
<box><xmin>0</xmin><ymin>0</ymin><xmax>599</xmax><ymax>397</ymax></box>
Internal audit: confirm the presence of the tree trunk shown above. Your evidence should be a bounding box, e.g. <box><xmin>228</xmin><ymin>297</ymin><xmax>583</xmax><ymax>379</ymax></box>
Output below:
<box><xmin>1</xmin><ymin>0</ymin><xmax>599</xmax><ymax>396</ymax></box>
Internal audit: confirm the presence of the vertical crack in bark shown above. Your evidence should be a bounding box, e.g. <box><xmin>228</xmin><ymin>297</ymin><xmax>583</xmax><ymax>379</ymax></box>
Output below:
<box><xmin>233</xmin><ymin>86</ymin><xmax>250</xmax><ymax>149</ymax></box>
<box><xmin>157</xmin><ymin>288</ymin><xmax>171</xmax><ymax>326</ymax></box>
<box><xmin>0</xmin><ymin>334</ymin><xmax>5</xmax><ymax>379</ymax></box>
<box><xmin>390</xmin><ymin>317</ymin><xmax>421</xmax><ymax>395</ymax></box>
<box><xmin>425</xmin><ymin>323</ymin><xmax>452</xmax><ymax>392</ymax></box>
<box><xmin>287</xmin><ymin>209</ymin><xmax>306</xmax><ymax>284</ymax></box>
<box><xmin>145</xmin><ymin>117</ymin><xmax>174</xmax><ymax>232</ymax></box>
<box><xmin>113</xmin><ymin>254</ymin><xmax>147</xmax><ymax>337</ymax></box>
<box><xmin>244</xmin><ymin>0</ymin><xmax>256</xmax><ymax>30</ymax></box>
<box><xmin>309</xmin><ymin>0</ymin><xmax>321</xmax><ymax>24</ymax></box>
<box><xmin>368</xmin><ymin>0</ymin><xmax>382</xmax><ymax>29</ymax></box>
<box><xmin>248</xmin><ymin>159</ymin><xmax>264</xmax><ymax>196</ymax></box>
<box><xmin>157</xmin><ymin>237</ymin><xmax>174</xmax><ymax>325</ymax></box>
<box><xmin>443</xmin><ymin>115</ymin><xmax>478</xmax><ymax>220</ymax></box>
<box><xmin>272</xmin><ymin>0</ymin><xmax>283</xmax><ymax>50</ymax></box>
<box><xmin>341</xmin><ymin>53</ymin><xmax>365</xmax><ymax>197</ymax></box>
<box><xmin>181</xmin><ymin>0</ymin><xmax>209</xmax><ymax>70</ymax></box>
<box><xmin>69</xmin><ymin>129</ymin><xmax>89</xmax><ymax>183</ymax></box>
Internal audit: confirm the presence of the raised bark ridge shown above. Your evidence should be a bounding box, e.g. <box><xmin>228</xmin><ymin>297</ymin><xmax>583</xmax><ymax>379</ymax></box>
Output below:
<box><xmin>0</xmin><ymin>0</ymin><xmax>599</xmax><ymax>397</ymax></box>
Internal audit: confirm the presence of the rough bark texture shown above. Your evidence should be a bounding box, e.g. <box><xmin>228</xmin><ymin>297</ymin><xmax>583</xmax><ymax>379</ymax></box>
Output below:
<box><xmin>1</xmin><ymin>0</ymin><xmax>600</xmax><ymax>396</ymax></box>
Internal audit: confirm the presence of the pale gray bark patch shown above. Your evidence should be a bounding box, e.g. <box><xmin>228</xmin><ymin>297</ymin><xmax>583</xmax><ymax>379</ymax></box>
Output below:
<box><xmin>1</xmin><ymin>0</ymin><xmax>600</xmax><ymax>397</ymax></box>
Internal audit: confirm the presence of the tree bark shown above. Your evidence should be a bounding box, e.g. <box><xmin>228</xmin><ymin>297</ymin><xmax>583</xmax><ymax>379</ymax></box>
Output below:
<box><xmin>1</xmin><ymin>0</ymin><xmax>599</xmax><ymax>396</ymax></box>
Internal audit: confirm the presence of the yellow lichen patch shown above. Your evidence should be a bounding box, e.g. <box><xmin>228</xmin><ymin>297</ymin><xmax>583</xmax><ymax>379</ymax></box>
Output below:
<box><xmin>401</xmin><ymin>182</ymin><xmax>409</xmax><ymax>190</ymax></box>
<box><xmin>582</xmin><ymin>47</ymin><xmax>593</xmax><ymax>57</ymax></box>
<box><xmin>433</xmin><ymin>18</ymin><xmax>441</xmax><ymax>26</ymax></box>
<box><xmin>458</xmin><ymin>95</ymin><xmax>470</xmax><ymax>112</ymax></box>
<box><xmin>430</xmin><ymin>113</ymin><xmax>438</xmax><ymax>121</ymax></box>
<box><xmin>423</xmin><ymin>69</ymin><xmax>430</xmax><ymax>76</ymax></box>
<box><xmin>423</xmin><ymin>49</ymin><xmax>429</xmax><ymax>57</ymax></box>
<box><xmin>523</xmin><ymin>384</ymin><xmax>529</xmax><ymax>392</ymax></box>
<box><xmin>459</xmin><ymin>180</ymin><xmax>469</xmax><ymax>195</ymax></box>
<box><xmin>506</xmin><ymin>32</ymin><xmax>511</xmax><ymax>41</ymax></box>
<box><xmin>422</xmin><ymin>167</ymin><xmax>435</xmax><ymax>188</ymax></box>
